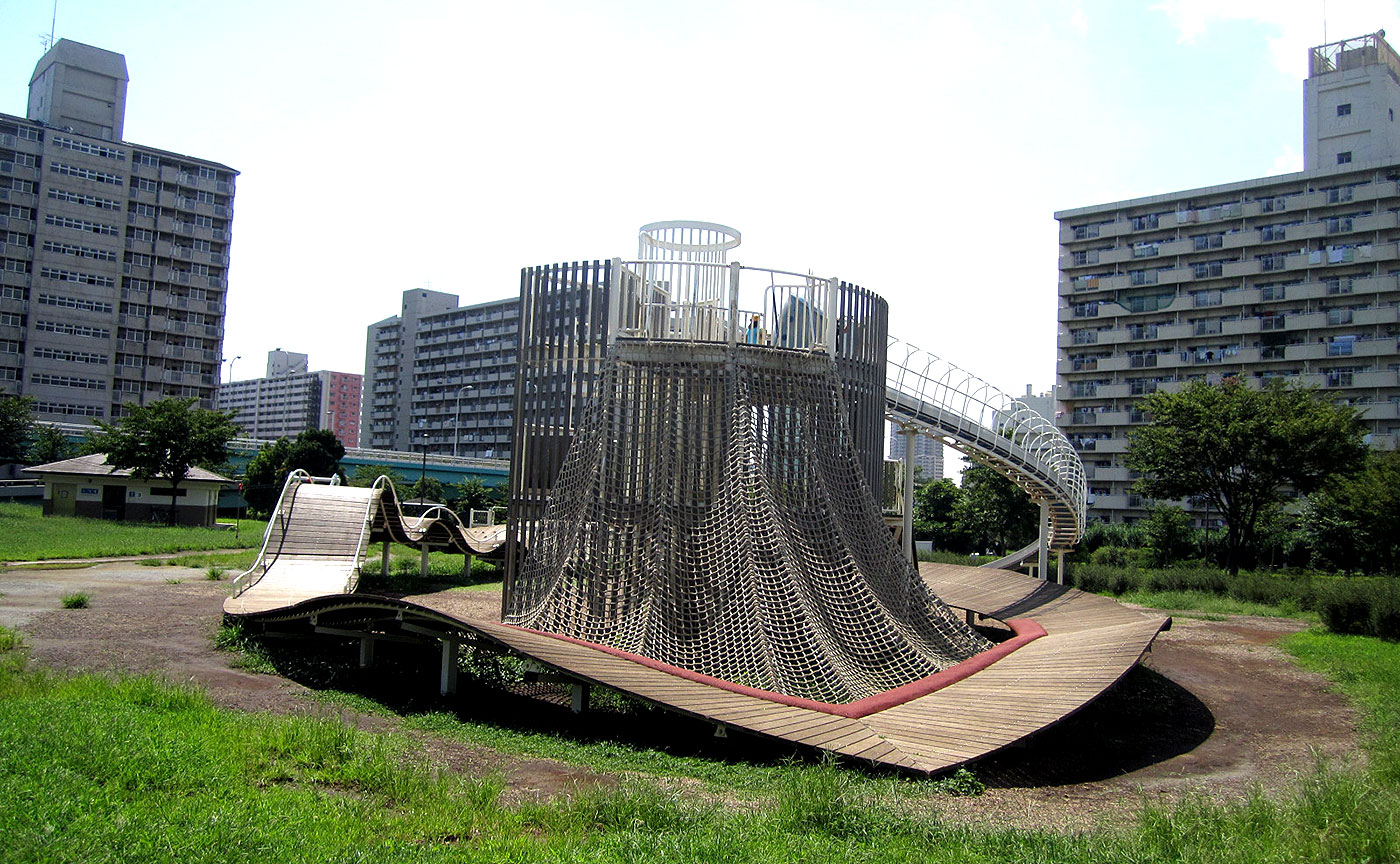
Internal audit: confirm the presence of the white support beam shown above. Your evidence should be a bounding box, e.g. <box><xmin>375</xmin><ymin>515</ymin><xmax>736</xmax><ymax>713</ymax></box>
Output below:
<box><xmin>440</xmin><ymin>640</ymin><xmax>458</xmax><ymax>696</ymax></box>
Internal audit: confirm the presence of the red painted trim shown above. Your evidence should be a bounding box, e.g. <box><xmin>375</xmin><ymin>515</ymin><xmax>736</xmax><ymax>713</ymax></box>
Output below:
<box><xmin>504</xmin><ymin>619</ymin><xmax>1047</xmax><ymax>719</ymax></box>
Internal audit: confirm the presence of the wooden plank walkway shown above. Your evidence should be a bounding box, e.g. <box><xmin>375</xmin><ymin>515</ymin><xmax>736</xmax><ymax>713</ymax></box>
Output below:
<box><xmin>225</xmin><ymin>561</ymin><xmax>1169</xmax><ymax>774</ymax></box>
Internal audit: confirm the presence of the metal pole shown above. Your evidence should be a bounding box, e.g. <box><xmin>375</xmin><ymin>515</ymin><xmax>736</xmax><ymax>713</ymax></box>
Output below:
<box><xmin>1038</xmin><ymin>500</ymin><xmax>1051</xmax><ymax>582</ymax></box>
<box><xmin>453</xmin><ymin>385</ymin><xmax>473</xmax><ymax>457</ymax></box>
<box><xmin>728</xmin><ymin>261</ymin><xmax>741</xmax><ymax>348</ymax></box>
<box><xmin>418</xmin><ymin>429</ymin><xmax>427</xmax><ymax>504</ymax></box>
<box><xmin>901</xmin><ymin>425</ymin><xmax>917</xmax><ymax>565</ymax></box>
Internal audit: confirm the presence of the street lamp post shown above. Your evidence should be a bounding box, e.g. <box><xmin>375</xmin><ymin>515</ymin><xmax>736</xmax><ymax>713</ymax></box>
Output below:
<box><xmin>222</xmin><ymin>354</ymin><xmax>241</xmax><ymax>384</ymax></box>
<box><xmin>418</xmin><ymin>426</ymin><xmax>428</xmax><ymax>505</ymax></box>
<box><xmin>453</xmin><ymin>384</ymin><xmax>475</xmax><ymax>457</ymax></box>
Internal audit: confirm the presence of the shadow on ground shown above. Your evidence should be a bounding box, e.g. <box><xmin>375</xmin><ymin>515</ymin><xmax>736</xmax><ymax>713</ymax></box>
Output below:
<box><xmin>249</xmin><ymin>632</ymin><xmax>1213</xmax><ymax>784</ymax></box>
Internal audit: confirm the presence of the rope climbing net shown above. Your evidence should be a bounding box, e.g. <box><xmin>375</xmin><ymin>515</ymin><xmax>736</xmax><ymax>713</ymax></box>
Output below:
<box><xmin>506</xmin><ymin>341</ymin><xmax>991</xmax><ymax>704</ymax></box>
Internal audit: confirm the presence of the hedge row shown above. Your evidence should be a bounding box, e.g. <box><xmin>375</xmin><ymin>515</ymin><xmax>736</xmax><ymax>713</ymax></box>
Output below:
<box><xmin>1070</xmin><ymin>563</ymin><xmax>1400</xmax><ymax>641</ymax></box>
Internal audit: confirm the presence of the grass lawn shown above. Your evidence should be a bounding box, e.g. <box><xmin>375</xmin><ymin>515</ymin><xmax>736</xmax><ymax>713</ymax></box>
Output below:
<box><xmin>0</xmin><ymin>503</ymin><xmax>264</xmax><ymax>563</ymax></box>
<box><xmin>1114</xmin><ymin>589</ymin><xmax>1317</xmax><ymax>621</ymax></box>
<box><xmin>2</xmin><ymin>610</ymin><xmax>1399</xmax><ymax>861</ymax></box>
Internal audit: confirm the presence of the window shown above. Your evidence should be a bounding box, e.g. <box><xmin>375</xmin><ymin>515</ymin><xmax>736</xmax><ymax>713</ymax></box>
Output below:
<box><xmin>34</xmin><ymin>320</ymin><xmax>109</xmax><ymax>339</ymax></box>
<box><xmin>42</xmin><ymin>240</ymin><xmax>117</xmax><ymax>262</ymax></box>
<box><xmin>34</xmin><ymin>402</ymin><xmax>103</xmax><ymax>417</ymax></box>
<box><xmin>38</xmin><ymin>268</ymin><xmax>116</xmax><ymax>289</ymax></box>
<box><xmin>30</xmin><ymin>372</ymin><xmax>106</xmax><ymax>390</ymax></box>
<box><xmin>1337</xmin><ymin>103</ymin><xmax>1352</xmax><ymax>117</ymax></box>
<box><xmin>45</xmin><ymin>213</ymin><xmax>118</xmax><ymax>236</ymax></box>
<box><xmin>1338</xmin><ymin>151</ymin><xmax>1353</xmax><ymax>165</ymax></box>
<box><xmin>32</xmin><ymin>346</ymin><xmax>107</xmax><ymax>365</ymax></box>
<box><xmin>52</xmin><ymin>136</ymin><xmax>125</xmax><ymax>161</ymax></box>
<box><xmin>50</xmin><ymin>162</ymin><xmax>124</xmax><ymax>185</ymax></box>
<box><xmin>47</xmin><ymin>188</ymin><xmax>122</xmax><ymax>211</ymax></box>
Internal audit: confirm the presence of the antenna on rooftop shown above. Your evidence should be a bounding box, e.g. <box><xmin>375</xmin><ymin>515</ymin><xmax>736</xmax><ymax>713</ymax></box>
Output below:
<box><xmin>38</xmin><ymin>0</ymin><xmax>57</xmax><ymax>51</ymax></box>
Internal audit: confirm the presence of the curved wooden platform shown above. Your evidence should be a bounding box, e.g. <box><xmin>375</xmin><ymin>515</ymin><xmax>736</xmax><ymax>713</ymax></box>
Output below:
<box><xmin>223</xmin><ymin>563</ymin><xmax>1168</xmax><ymax>775</ymax></box>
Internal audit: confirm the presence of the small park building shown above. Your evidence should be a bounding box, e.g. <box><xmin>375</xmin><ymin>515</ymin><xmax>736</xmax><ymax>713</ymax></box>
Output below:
<box><xmin>24</xmin><ymin>454</ymin><xmax>231</xmax><ymax>526</ymax></box>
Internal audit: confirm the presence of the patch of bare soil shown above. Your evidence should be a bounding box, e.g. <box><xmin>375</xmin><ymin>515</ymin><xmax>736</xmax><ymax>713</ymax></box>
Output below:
<box><xmin>1</xmin><ymin>564</ymin><xmax>1361</xmax><ymax>828</ymax></box>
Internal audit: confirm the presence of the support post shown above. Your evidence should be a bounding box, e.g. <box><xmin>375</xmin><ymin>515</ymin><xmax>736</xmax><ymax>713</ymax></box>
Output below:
<box><xmin>606</xmin><ymin>256</ymin><xmax>623</xmax><ymax>346</ymax></box>
<box><xmin>381</xmin><ymin>541</ymin><xmax>391</xmax><ymax>577</ymax></box>
<box><xmin>462</xmin><ymin>552</ymin><xmax>473</xmax><ymax>580</ymax></box>
<box><xmin>570</xmin><ymin>682</ymin><xmax>591</xmax><ymax>714</ymax></box>
<box><xmin>359</xmin><ymin>636</ymin><xmax>375</xmax><ymax>668</ymax></box>
<box><xmin>1056</xmin><ymin>550</ymin><xmax>1066</xmax><ymax>586</ymax></box>
<box><xmin>900</xmin><ymin>424</ymin><xmax>918</xmax><ymax>565</ymax></box>
<box><xmin>439</xmin><ymin>640</ymin><xmax>458</xmax><ymax>696</ymax></box>
<box><xmin>824</xmin><ymin>276</ymin><xmax>839</xmax><ymax>354</ymax></box>
<box><xmin>1038</xmin><ymin>500</ymin><xmax>1051</xmax><ymax>582</ymax></box>
<box><xmin>420</xmin><ymin>541</ymin><xmax>430</xmax><ymax>578</ymax></box>
<box><xmin>728</xmin><ymin>261</ymin><xmax>742</xmax><ymax>348</ymax></box>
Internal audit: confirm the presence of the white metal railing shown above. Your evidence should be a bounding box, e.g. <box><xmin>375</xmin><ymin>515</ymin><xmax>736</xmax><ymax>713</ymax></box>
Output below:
<box><xmin>611</xmin><ymin>259</ymin><xmax>839</xmax><ymax>353</ymax></box>
<box><xmin>884</xmin><ymin>338</ymin><xmax>1087</xmax><ymax>546</ymax></box>
<box><xmin>231</xmin><ymin>469</ymin><xmax>343</xmax><ymax>597</ymax></box>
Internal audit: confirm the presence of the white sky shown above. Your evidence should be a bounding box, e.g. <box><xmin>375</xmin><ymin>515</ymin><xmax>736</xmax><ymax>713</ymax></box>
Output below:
<box><xmin>3</xmin><ymin>0</ymin><xmax>1398</xmax><ymax>399</ymax></box>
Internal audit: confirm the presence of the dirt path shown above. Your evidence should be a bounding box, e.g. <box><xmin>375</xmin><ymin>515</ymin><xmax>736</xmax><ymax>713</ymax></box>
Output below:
<box><xmin>0</xmin><ymin>562</ymin><xmax>1361</xmax><ymax>828</ymax></box>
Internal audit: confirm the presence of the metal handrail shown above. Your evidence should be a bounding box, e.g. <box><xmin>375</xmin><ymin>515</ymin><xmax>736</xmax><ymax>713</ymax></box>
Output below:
<box><xmin>884</xmin><ymin>337</ymin><xmax>1087</xmax><ymax>547</ymax></box>
<box><xmin>231</xmin><ymin>469</ymin><xmax>314</xmax><ymax>597</ymax></box>
<box><xmin>614</xmin><ymin>260</ymin><xmax>839</xmax><ymax>353</ymax></box>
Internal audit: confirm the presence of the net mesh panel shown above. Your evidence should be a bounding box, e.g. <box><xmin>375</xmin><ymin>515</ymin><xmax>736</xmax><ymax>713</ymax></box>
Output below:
<box><xmin>506</xmin><ymin>342</ymin><xmax>991</xmax><ymax>704</ymax></box>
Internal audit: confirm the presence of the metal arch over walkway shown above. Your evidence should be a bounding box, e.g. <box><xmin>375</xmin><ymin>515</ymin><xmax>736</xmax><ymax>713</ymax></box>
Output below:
<box><xmin>885</xmin><ymin>338</ymin><xmax>1087</xmax><ymax>579</ymax></box>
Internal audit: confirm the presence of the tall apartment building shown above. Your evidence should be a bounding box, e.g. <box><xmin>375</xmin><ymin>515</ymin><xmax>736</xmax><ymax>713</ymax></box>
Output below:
<box><xmin>1056</xmin><ymin>32</ymin><xmax>1400</xmax><ymax>524</ymax></box>
<box><xmin>217</xmin><ymin>350</ymin><xmax>362</xmax><ymax>445</ymax></box>
<box><xmin>888</xmin><ymin>425</ymin><xmax>944</xmax><ymax>480</ymax></box>
<box><xmin>0</xmin><ymin>40</ymin><xmax>236</xmax><ymax>421</ymax></box>
<box><xmin>362</xmin><ymin>289</ymin><xmax>518</xmax><ymax>459</ymax></box>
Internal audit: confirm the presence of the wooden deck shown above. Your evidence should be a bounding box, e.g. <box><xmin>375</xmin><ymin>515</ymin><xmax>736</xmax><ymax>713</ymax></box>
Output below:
<box><xmin>224</xmin><ymin>561</ymin><xmax>1169</xmax><ymax>774</ymax></box>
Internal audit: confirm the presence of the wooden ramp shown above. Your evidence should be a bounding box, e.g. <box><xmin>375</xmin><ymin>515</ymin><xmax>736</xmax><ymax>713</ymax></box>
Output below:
<box><xmin>369</xmin><ymin>482</ymin><xmax>507</xmax><ymax>558</ymax></box>
<box><xmin>225</xmin><ymin>481</ymin><xmax>380</xmax><ymax>616</ymax></box>
<box><xmin>224</xmin><ymin>562</ymin><xmax>1168</xmax><ymax>774</ymax></box>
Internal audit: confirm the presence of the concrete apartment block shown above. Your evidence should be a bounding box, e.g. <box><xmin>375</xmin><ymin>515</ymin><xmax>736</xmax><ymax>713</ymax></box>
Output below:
<box><xmin>0</xmin><ymin>39</ymin><xmax>236</xmax><ymax>422</ymax></box>
<box><xmin>1056</xmin><ymin>33</ymin><xmax>1400</xmax><ymax>526</ymax></box>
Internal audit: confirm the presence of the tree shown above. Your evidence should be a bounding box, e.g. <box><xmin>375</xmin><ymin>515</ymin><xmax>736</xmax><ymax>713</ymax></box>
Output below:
<box><xmin>450</xmin><ymin>476</ymin><xmax>502</xmax><ymax>521</ymax></box>
<box><xmin>912</xmin><ymin>477</ymin><xmax>970</xmax><ymax>553</ymax></box>
<box><xmin>26</xmin><ymin>426</ymin><xmax>75</xmax><ymax>465</ymax></box>
<box><xmin>1126</xmin><ymin>378</ymin><xmax>1366</xmax><ymax>574</ymax></box>
<box><xmin>406</xmin><ymin>475</ymin><xmax>444</xmax><ymax>504</ymax></box>
<box><xmin>242</xmin><ymin>429</ymin><xmax>346</xmax><ymax>515</ymax></box>
<box><xmin>0</xmin><ymin>395</ymin><xmax>34</xmax><ymax>465</ymax></box>
<box><xmin>88</xmin><ymin>398</ymin><xmax>240</xmax><ymax>524</ymax></box>
<box><xmin>1303</xmin><ymin>449</ymin><xmax>1400</xmax><ymax>575</ymax></box>
<box><xmin>1142</xmin><ymin>504</ymin><xmax>1194</xmax><ymax>567</ymax></box>
<box><xmin>348</xmin><ymin>464</ymin><xmax>406</xmax><ymax>488</ymax></box>
<box><xmin>952</xmin><ymin>463</ymin><xmax>1039</xmax><ymax>555</ymax></box>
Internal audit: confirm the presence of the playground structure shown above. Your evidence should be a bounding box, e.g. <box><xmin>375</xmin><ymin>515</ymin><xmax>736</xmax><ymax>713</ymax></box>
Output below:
<box><xmin>225</xmin><ymin>222</ymin><xmax>1168</xmax><ymax>774</ymax></box>
<box><xmin>226</xmin><ymin>470</ymin><xmax>505</xmax><ymax>616</ymax></box>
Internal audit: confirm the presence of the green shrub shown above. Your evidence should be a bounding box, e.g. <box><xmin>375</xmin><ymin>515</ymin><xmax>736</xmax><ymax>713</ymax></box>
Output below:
<box><xmin>1318</xmin><ymin>579</ymin><xmax>1400</xmax><ymax>639</ymax></box>
<box><xmin>1090</xmin><ymin>545</ymin><xmax>1139</xmax><ymax>568</ymax></box>
<box><xmin>60</xmin><ymin>592</ymin><xmax>89</xmax><ymax>609</ymax></box>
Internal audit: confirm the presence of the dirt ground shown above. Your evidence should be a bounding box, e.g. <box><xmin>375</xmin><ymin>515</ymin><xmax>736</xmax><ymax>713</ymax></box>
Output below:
<box><xmin>0</xmin><ymin>561</ymin><xmax>1361</xmax><ymax>830</ymax></box>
